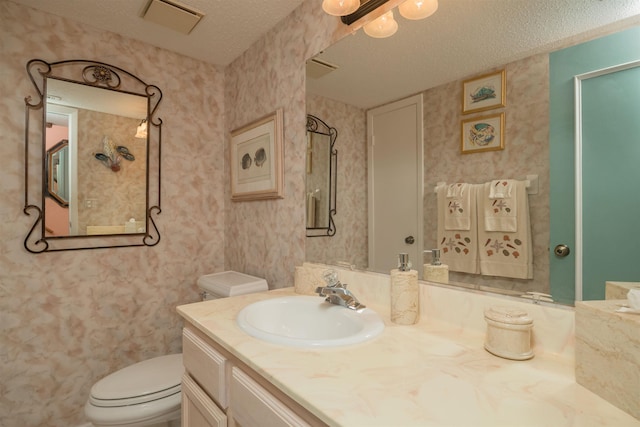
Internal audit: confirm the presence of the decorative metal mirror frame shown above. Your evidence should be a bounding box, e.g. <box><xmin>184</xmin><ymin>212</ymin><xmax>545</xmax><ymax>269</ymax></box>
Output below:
<box><xmin>24</xmin><ymin>59</ymin><xmax>163</xmax><ymax>253</ymax></box>
<box><xmin>306</xmin><ymin>114</ymin><xmax>337</xmax><ymax>237</ymax></box>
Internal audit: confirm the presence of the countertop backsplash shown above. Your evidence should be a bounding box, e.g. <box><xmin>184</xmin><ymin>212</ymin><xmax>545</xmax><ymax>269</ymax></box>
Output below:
<box><xmin>296</xmin><ymin>262</ymin><xmax>575</xmax><ymax>363</ymax></box>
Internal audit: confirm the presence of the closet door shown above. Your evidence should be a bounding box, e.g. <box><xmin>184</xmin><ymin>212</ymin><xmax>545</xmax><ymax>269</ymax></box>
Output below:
<box><xmin>367</xmin><ymin>94</ymin><xmax>424</xmax><ymax>276</ymax></box>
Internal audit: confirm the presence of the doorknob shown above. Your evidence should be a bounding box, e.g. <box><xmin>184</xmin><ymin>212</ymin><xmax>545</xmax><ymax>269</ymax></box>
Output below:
<box><xmin>405</xmin><ymin>236</ymin><xmax>415</xmax><ymax>244</ymax></box>
<box><xmin>554</xmin><ymin>244</ymin><xmax>570</xmax><ymax>257</ymax></box>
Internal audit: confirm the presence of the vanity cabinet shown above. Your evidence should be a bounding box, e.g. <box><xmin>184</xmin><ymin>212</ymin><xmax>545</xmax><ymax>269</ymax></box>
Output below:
<box><xmin>182</xmin><ymin>373</ymin><xmax>227</xmax><ymax>427</ymax></box>
<box><xmin>182</xmin><ymin>324</ymin><xmax>326</xmax><ymax>427</ymax></box>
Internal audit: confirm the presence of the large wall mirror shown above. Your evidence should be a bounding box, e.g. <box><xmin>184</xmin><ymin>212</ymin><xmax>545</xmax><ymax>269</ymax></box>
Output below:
<box><xmin>24</xmin><ymin>59</ymin><xmax>163</xmax><ymax>253</ymax></box>
<box><xmin>305</xmin><ymin>1</ymin><xmax>640</xmax><ymax>306</ymax></box>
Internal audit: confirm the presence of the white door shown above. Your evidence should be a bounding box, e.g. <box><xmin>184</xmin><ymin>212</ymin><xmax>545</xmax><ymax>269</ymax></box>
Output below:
<box><xmin>367</xmin><ymin>94</ymin><xmax>423</xmax><ymax>275</ymax></box>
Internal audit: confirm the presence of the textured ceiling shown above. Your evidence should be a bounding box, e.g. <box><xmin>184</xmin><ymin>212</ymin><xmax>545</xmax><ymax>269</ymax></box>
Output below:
<box><xmin>308</xmin><ymin>0</ymin><xmax>640</xmax><ymax>108</ymax></box>
<box><xmin>11</xmin><ymin>0</ymin><xmax>640</xmax><ymax>109</ymax></box>
<box><xmin>10</xmin><ymin>0</ymin><xmax>307</xmax><ymax>66</ymax></box>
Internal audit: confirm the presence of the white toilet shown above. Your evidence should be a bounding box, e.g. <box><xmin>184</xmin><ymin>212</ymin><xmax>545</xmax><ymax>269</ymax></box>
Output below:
<box><xmin>84</xmin><ymin>271</ymin><xmax>268</xmax><ymax>427</ymax></box>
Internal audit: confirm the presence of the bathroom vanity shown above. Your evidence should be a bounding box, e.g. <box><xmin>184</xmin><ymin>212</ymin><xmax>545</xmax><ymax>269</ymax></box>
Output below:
<box><xmin>177</xmin><ymin>265</ymin><xmax>640</xmax><ymax>426</ymax></box>
<box><xmin>180</xmin><ymin>322</ymin><xmax>325</xmax><ymax>426</ymax></box>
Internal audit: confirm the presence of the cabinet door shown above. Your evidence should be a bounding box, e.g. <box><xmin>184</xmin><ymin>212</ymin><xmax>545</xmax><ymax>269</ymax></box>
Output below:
<box><xmin>229</xmin><ymin>367</ymin><xmax>310</xmax><ymax>427</ymax></box>
<box><xmin>183</xmin><ymin>327</ymin><xmax>228</xmax><ymax>409</ymax></box>
<box><xmin>182</xmin><ymin>373</ymin><xmax>227</xmax><ymax>427</ymax></box>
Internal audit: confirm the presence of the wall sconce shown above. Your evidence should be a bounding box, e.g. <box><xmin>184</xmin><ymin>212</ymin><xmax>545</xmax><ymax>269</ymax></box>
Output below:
<box><xmin>135</xmin><ymin>120</ymin><xmax>148</xmax><ymax>139</ymax></box>
<box><xmin>332</xmin><ymin>0</ymin><xmax>438</xmax><ymax>39</ymax></box>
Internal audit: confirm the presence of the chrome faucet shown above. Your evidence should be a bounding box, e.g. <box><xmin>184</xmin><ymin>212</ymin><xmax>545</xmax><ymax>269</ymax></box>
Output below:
<box><xmin>315</xmin><ymin>270</ymin><xmax>365</xmax><ymax>310</ymax></box>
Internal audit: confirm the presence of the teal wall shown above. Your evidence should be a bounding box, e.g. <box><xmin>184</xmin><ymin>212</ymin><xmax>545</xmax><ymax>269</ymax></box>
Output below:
<box><xmin>549</xmin><ymin>26</ymin><xmax>640</xmax><ymax>303</ymax></box>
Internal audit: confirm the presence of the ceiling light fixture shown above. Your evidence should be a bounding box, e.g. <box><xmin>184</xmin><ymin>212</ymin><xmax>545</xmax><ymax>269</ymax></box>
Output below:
<box><xmin>326</xmin><ymin>0</ymin><xmax>439</xmax><ymax>39</ymax></box>
<box><xmin>322</xmin><ymin>0</ymin><xmax>360</xmax><ymax>16</ymax></box>
<box><xmin>363</xmin><ymin>11</ymin><xmax>398</xmax><ymax>38</ymax></box>
<box><xmin>398</xmin><ymin>0</ymin><xmax>438</xmax><ymax>20</ymax></box>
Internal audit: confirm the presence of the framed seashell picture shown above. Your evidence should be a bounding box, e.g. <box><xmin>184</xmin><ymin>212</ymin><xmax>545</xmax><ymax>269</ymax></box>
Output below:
<box><xmin>230</xmin><ymin>108</ymin><xmax>284</xmax><ymax>201</ymax></box>
<box><xmin>460</xmin><ymin>112</ymin><xmax>505</xmax><ymax>154</ymax></box>
<box><xmin>462</xmin><ymin>69</ymin><xmax>506</xmax><ymax>114</ymax></box>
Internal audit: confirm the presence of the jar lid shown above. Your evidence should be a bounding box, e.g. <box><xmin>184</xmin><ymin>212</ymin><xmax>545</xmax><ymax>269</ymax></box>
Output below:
<box><xmin>484</xmin><ymin>306</ymin><xmax>533</xmax><ymax>325</ymax></box>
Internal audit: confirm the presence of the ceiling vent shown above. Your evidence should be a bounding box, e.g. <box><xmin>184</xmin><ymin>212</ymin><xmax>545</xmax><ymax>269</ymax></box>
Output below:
<box><xmin>142</xmin><ymin>0</ymin><xmax>204</xmax><ymax>35</ymax></box>
<box><xmin>306</xmin><ymin>58</ymin><xmax>339</xmax><ymax>79</ymax></box>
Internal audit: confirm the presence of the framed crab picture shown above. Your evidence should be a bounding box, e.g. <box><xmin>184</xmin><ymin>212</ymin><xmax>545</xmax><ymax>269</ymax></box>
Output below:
<box><xmin>462</xmin><ymin>69</ymin><xmax>506</xmax><ymax>114</ymax></box>
<box><xmin>230</xmin><ymin>108</ymin><xmax>284</xmax><ymax>201</ymax></box>
<box><xmin>461</xmin><ymin>113</ymin><xmax>505</xmax><ymax>154</ymax></box>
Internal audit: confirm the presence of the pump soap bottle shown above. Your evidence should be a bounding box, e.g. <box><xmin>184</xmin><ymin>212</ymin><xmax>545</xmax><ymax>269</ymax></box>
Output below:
<box><xmin>423</xmin><ymin>249</ymin><xmax>449</xmax><ymax>284</ymax></box>
<box><xmin>390</xmin><ymin>253</ymin><xmax>419</xmax><ymax>325</ymax></box>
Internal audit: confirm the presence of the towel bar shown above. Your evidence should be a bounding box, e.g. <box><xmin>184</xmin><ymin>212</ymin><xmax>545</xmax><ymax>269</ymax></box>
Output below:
<box><xmin>434</xmin><ymin>175</ymin><xmax>539</xmax><ymax>195</ymax></box>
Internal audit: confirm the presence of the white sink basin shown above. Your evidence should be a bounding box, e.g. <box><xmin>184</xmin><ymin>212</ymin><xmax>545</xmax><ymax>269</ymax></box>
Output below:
<box><xmin>236</xmin><ymin>296</ymin><xmax>384</xmax><ymax>348</ymax></box>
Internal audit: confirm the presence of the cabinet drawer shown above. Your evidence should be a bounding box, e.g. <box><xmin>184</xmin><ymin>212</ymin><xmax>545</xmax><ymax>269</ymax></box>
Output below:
<box><xmin>230</xmin><ymin>367</ymin><xmax>311</xmax><ymax>427</ymax></box>
<box><xmin>183</xmin><ymin>327</ymin><xmax>228</xmax><ymax>409</ymax></box>
<box><xmin>182</xmin><ymin>373</ymin><xmax>227</xmax><ymax>427</ymax></box>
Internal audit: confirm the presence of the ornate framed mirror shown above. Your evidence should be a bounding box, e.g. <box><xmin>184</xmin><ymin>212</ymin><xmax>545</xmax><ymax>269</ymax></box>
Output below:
<box><xmin>24</xmin><ymin>59</ymin><xmax>163</xmax><ymax>253</ymax></box>
<box><xmin>306</xmin><ymin>114</ymin><xmax>337</xmax><ymax>237</ymax></box>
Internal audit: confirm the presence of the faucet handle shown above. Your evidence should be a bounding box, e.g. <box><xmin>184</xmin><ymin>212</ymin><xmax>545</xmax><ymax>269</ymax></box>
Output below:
<box><xmin>322</xmin><ymin>269</ymin><xmax>339</xmax><ymax>286</ymax></box>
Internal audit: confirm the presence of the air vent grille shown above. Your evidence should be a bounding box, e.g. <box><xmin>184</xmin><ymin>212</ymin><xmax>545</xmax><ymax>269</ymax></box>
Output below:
<box><xmin>142</xmin><ymin>0</ymin><xmax>204</xmax><ymax>35</ymax></box>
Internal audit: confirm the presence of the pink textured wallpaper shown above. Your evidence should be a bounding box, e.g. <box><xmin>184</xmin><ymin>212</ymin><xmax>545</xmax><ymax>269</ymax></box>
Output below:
<box><xmin>422</xmin><ymin>54</ymin><xmax>550</xmax><ymax>294</ymax></box>
<box><xmin>1</xmin><ymin>1</ymin><xmax>225</xmax><ymax>425</ymax></box>
<box><xmin>223</xmin><ymin>1</ymin><xmax>342</xmax><ymax>289</ymax></box>
<box><xmin>76</xmin><ymin>110</ymin><xmax>147</xmax><ymax>234</ymax></box>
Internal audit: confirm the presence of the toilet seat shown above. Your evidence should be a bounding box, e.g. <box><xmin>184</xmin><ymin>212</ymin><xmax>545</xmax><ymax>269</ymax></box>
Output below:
<box><xmin>85</xmin><ymin>354</ymin><xmax>183</xmax><ymax>427</ymax></box>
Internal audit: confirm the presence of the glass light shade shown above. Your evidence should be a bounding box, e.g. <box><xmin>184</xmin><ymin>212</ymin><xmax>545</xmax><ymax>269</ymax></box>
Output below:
<box><xmin>134</xmin><ymin>120</ymin><xmax>147</xmax><ymax>139</ymax></box>
<box><xmin>322</xmin><ymin>0</ymin><xmax>360</xmax><ymax>16</ymax></box>
<box><xmin>398</xmin><ymin>0</ymin><xmax>438</xmax><ymax>20</ymax></box>
<box><xmin>363</xmin><ymin>11</ymin><xmax>398</xmax><ymax>38</ymax></box>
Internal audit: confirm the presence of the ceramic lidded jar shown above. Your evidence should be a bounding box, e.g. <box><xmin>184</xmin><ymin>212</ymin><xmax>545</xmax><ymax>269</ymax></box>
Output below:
<box><xmin>484</xmin><ymin>306</ymin><xmax>534</xmax><ymax>360</ymax></box>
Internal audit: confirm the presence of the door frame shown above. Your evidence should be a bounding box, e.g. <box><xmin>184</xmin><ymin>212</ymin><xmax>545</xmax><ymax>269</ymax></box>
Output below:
<box><xmin>46</xmin><ymin>104</ymin><xmax>79</xmax><ymax>235</ymax></box>
<box><xmin>573</xmin><ymin>59</ymin><xmax>640</xmax><ymax>300</ymax></box>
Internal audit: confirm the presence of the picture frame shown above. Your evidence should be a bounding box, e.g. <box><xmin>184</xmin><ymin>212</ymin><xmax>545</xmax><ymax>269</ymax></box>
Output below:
<box><xmin>462</xmin><ymin>69</ymin><xmax>506</xmax><ymax>114</ymax></box>
<box><xmin>230</xmin><ymin>108</ymin><xmax>284</xmax><ymax>201</ymax></box>
<box><xmin>461</xmin><ymin>112</ymin><xmax>505</xmax><ymax>154</ymax></box>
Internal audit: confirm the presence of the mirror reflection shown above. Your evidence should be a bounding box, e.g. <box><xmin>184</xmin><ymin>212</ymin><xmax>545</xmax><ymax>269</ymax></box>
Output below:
<box><xmin>305</xmin><ymin>5</ymin><xmax>640</xmax><ymax>305</ymax></box>
<box><xmin>46</xmin><ymin>139</ymin><xmax>69</xmax><ymax>207</ymax></box>
<box><xmin>305</xmin><ymin>114</ymin><xmax>337</xmax><ymax>236</ymax></box>
<box><xmin>44</xmin><ymin>78</ymin><xmax>148</xmax><ymax>237</ymax></box>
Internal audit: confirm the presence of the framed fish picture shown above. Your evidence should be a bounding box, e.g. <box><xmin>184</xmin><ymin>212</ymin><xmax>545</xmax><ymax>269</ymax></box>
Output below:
<box><xmin>462</xmin><ymin>69</ymin><xmax>506</xmax><ymax>114</ymax></box>
<box><xmin>230</xmin><ymin>108</ymin><xmax>284</xmax><ymax>201</ymax></box>
<box><xmin>461</xmin><ymin>113</ymin><xmax>505</xmax><ymax>154</ymax></box>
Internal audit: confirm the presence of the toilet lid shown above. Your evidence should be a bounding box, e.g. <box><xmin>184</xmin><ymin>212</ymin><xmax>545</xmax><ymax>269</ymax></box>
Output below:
<box><xmin>90</xmin><ymin>354</ymin><xmax>183</xmax><ymax>407</ymax></box>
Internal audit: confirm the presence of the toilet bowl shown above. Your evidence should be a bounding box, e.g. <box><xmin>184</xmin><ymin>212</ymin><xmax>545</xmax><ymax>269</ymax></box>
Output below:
<box><xmin>84</xmin><ymin>354</ymin><xmax>183</xmax><ymax>427</ymax></box>
<box><xmin>84</xmin><ymin>271</ymin><xmax>268</xmax><ymax>427</ymax></box>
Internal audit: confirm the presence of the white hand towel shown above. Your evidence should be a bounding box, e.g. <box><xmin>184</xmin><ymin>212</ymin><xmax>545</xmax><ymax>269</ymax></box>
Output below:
<box><xmin>444</xmin><ymin>183</ymin><xmax>471</xmax><ymax>230</ymax></box>
<box><xmin>484</xmin><ymin>179</ymin><xmax>517</xmax><ymax>232</ymax></box>
<box><xmin>478</xmin><ymin>181</ymin><xmax>532</xmax><ymax>279</ymax></box>
<box><xmin>489</xmin><ymin>179</ymin><xmax>514</xmax><ymax>199</ymax></box>
<box><xmin>446</xmin><ymin>183</ymin><xmax>465</xmax><ymax>198</ymax></box>
<box><xmin>437</xmin><ymin>184</ymin><xmax>480</xmax><ymax>274</ymax></box>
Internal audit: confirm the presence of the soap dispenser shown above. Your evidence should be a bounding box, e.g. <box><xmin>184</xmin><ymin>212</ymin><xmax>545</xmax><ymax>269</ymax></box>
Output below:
<box><xmin>423</xmin><ymin>249</ymin><xmax>449</xmax><ymax>284</ymax></box>
<box><xmin>390</xmin><ymin>253</ymin><xmax>419</xmax><ymax>325</ymax></box>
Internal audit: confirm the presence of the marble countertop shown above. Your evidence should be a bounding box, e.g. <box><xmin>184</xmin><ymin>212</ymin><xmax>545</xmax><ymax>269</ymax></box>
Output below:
<box><xmin>177</xmin><ymin>288</ymin><xmax>640</xmax><ymax>427</ymax></box>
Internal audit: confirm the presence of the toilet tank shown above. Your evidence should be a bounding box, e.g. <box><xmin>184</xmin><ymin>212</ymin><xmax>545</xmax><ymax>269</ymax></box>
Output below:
<box><xmin>197</xmin><ymin>271</ymin><xmax>268</xmax><ymax>300</ymax></box>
